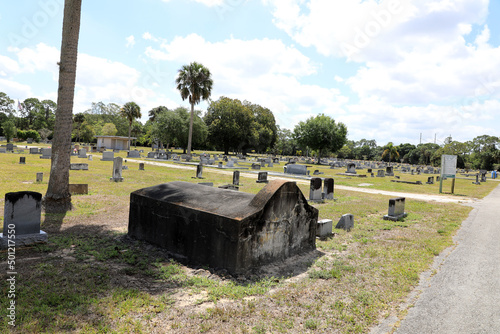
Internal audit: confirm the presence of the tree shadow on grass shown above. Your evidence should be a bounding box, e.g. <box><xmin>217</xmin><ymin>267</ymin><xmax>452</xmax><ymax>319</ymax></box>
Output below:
<box><xmin>3</xmin><ymin>222</ymin><xmax>322</xmax><ymax>332</ymax></box>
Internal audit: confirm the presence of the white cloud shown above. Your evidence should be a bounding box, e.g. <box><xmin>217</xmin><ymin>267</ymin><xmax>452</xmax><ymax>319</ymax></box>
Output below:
<box><xmin>143</xmin><ymin>33</ymin><xmax>348</xmax><ymax>128</ymax></box>
<box><xmin>125</xmin><ymin>35</ymin><xmax>136</xmax><ymax>48</ymax></box>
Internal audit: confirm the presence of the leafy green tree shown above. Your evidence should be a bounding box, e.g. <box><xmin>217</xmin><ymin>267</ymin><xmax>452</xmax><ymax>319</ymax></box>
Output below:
<box><xmin>205</xmin><ymin>97</ymin><xmax>253</xmax><ymax>155</ymax></box>
<box><xmin>275</xmin><ymin>126</ymin><xmax>296</xmax><ymax>155</ymax></box>
<box><xmin>245</xmin><ymin>102</ymin><xmax>278</xmax><ymax>153</ymax></box>
<box><xmin>151</xmin><ymin>110</ymin><xmax>182</xmax><ymax>149</ymax></box>
<box><xmin>148</xmin><ymin>106</ymin><xmax>169</xmax><ymax>122</ymax></box>
<box><xmin>120</xmin><ymin>102</ymin><xmax>141</xmax><ymax>150</ymax></box>
<box><xmin>79</xmin><ymin>122</ymin><xmax>95</xmax><ymax>143</ymax></box>
<box><xmin>0</xmin><ymin>92</ymin><xmax>14</xmax><ymax>117</ymax></box>
<box><xmin>131</xmin><ymin>121</ymin><xmax>143</xmax><ymax>147</ymax></box>
<box><xmin>73</xmin><ymin>113</ymin><xmax>86</xmax><ymax>142</ymax></box>
<box><xmin>84</xmin><ymin>102</ymin><xmax>128</xmax><ymax>136</ymax></box>
<box><xmin>1</xmin><ymin>120</ymin><xmax>16</xmax><ymax>142</ymax></box>
<box><xmin>381</xmin><ymin>142</ymin><xmax>400</xmax><ymax>163</ymax></box>
<box><xmin>293</xmin><ymin>114</ymin><xmax>347</xmax><ymax>163</ymax></box>
<box><xmin>176</xmin><ymin>62</ymin><xmax>213</xmax><ymax>155</ymax></box>
<box><xmin>101</xmin><ymin>122</ymin><xmax>118</xmax><ymax>136</ymax></box>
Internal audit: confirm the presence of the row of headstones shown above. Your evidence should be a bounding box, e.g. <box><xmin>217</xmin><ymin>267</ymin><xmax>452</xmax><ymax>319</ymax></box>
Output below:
<box><xmin>316</xmin><ymin>197</ymin><xmax>408</xmax><ymax>237</ymax></box>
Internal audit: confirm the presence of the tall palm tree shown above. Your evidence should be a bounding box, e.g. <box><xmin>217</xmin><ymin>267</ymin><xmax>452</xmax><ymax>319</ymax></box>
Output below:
<box><xmin>175</xmin><ymin>62</ymin><xmax>213</xmax><ymax>155</ymax></box>
<box><xmin>120</xmin><ymin>102</ymin><xmax>141</xmax><ymax>150</ymax></box>
<box><xmin>382</xmin><ymin>142</ymin><xmax>400</xmax><ymax>164</ymax></box>
<box><xmin>45</xmin><ymin>0</ymin><xmax>82</xmax><ymax>213</ymax></box>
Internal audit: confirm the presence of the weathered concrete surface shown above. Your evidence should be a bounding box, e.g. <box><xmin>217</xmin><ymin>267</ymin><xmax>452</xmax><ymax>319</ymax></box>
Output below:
<box><xmin>128</xmin><ymin>180</ymin><xmax>318</xmax><ymax>274</ymax></box>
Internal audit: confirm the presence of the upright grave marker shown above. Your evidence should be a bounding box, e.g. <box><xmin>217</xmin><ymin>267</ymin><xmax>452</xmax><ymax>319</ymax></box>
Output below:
<box><xmin>0</xmin><ymin>191</ymin><xmax>48</xmax><ymax>248</ymax></box>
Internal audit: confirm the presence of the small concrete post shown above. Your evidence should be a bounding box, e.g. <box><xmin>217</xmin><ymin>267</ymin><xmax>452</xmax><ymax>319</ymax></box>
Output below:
<box><xmin>196</xmin><ymin>164</ymin><xmax>203</xmax><ymax>179</ymax></box>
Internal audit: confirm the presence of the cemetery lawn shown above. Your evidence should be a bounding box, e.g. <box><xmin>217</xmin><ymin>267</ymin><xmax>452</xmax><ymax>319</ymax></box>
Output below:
<box><xmin>0</xmin><ymin>150</ymin><xmax>494</xmax><ymax>333</ymax></box>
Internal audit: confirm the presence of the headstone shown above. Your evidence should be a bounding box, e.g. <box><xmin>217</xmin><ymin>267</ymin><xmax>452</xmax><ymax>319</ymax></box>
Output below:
<box><xmin>324</xmin><ymin>178</ymin><xmax>334</xmax><ymax>200</ymax></box>
<box><xmin>367</xmin><ymin>168</ymin><xmax>372</xmax><ymax>173</ymax></box>
<box><xmin>78</xmin><ymin>148</ymin><xmax>87</xmax><ymax>158</ymax></box>
<box><xmin>313</xmin><ymin>170</ymin><xmax>324</xmax><ymax>175</ymax></box>
<box><xmin>6</xmin><ymin>143</ymin><xmax>14</xmax><ymax>151</ymax></box>
<box><xmin>0</xmin><ymin>191</ymin><xmax>47</xmax><ymax>248</ymax></box>
<box><xmin>335</xmin><ymin>214</ymin><xmax>354</xmax><ymax>231</ymax></box>
<box><xmin>371</xmin><ymin>172</ymin><xmax>374</xmax><ymax>177</ymax></box>
<box><xmin>346</xmin><ymin>163</ymin><xmax>357</xmax><ymax>174</ymax></box>
<box><xmin>480</xmin><ymin>170</ymin><xmax>487</xmax><ymax>182</ymax></box>
<box><xmin>88</xmin><ymin>155</ymin><xmax>93</xmax><ymax>161</ymax></box>
<box><xmin>36</xmin><ymin>172</ymin><xmax>43</xmax><ymax>183</ymax></box>
<box><xmin>122</xmin><ymin>165</ymin><xmax>128</xmax><ymax>170</ymax></box>
<box><xmin>218</xmin><ymin>161</ymin><xmax>223</xmax><ymax>168</ymax></box>
<box><xmin>69</xmin><ymin>184</ymin><xmax>88</xmax><ymax>195</ymax></box>
<box><xmin>101</xmin><ymin>151</ymin><xmax>114</xmax><ymax>161</ymax></box>
<box><xmin>19</xmin><ymin>157</ymin><xmax>26</xmax><ymax>165</ymax></box>
<box><xmin>227</xmin><ymin>161</ymin><xmax>234</xmax><ymax>168</ymax></box>
<box><xmin>70</xmin><ymin>163</ymin><xmax>88</xmax><ymax>170</ymax></box>
<box><xmin>436</xmin><ymin>176</ymin><xmax>440</xmax><ymax>182</ymax></box>
<box><xmin>0</xmin><ymin>147</ymin><xmax>6</xmax><ymax>153</ymax></box>
<box><xmin>147</xmin><ymin>151</ymin><xmax>156</xmax><ymax>159</ymax></box>
<box><xmin>385</xmin><ymin>166</ymin><xmax>394</xmax><ymax>176</ymax></box>
<box><xmin>309</xmin><ymin>178</ymin><xmax>323</xmax><ymax>202</ymax></box>
<box><xmin>383</xmin><ymin>197</ymin><xmax>408</xmax><ymax>221</ymax></box>
<box><xmin>39</xmin><ymin>148</ymin><xmax>51</xmax><ymax>159</ymax></box>
<box><xmin>233</xmin><ymin>171</ymin><xmax>240</xmax><ymax>186</ymax></box>
<box><xmin>426</xmin><ymin>176</ymin><xmax>434</xmax><ymax>185</ymax></box>
<box><xmin>139</xmin><ymin>163</ymin><xmax>145</xmax><ymax>170</ymax></box>
<box><xmin>316</xmin><ymin>219</ymin><xmax>333</xmax><ymax>237</ymax></box>
<box><xmin>110</xmin><ymin>157</ymin><xmax>124</xmax><ymax>182</ymax></box>
<box><xmin>284</xmin><ymin>164</ymin><xmax>309</xmax><ymax>175</ymax></box>
<box><xmin>195</xmin><ymin>165</ymin><xmax>203</xmax><ymax>179</ymax></box>
<box><xmin>252</xmin><ymin>163</ymin><xmax>261</xmax><ymax>170</ymax></box>
<box><xmin>30</xmin><ymin>147</ymin><xmax>39</xmax><ymax>154</ymax></box>
<box><xmin>472</xmin><ymin>174</ymin><xmax>481</xmax><ymax>185</ymax></box>
<box><xmin>256</xmin><ymin>172</ymin><xmax>269</xmax><ymax>183</ymax></box>
<box><xmin>376</xmin><ymin>170</ymin><xmax>385</xmax><ymax>177</ymax></box>
<box><xmin>128</xmin><ymin>150</ymin><xmax>140</xmax><ymax>158</ymax></box>
<box><xmin>128</xmin><ymin>180</ymin><xmax>318</xmax><ymax>274</ymax></box>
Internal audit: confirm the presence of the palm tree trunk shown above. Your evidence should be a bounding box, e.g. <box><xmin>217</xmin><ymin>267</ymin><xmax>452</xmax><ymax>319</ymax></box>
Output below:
<box><xmin>45</xmin><ymin>0</ymin><xmax>82</xmax><ymax>213</ymax></box>
<box><xmin>128</xmin><ymin>122</ymin><xmax>132</xmax><ymax>151</ymax></box>
<box><xmin>187</xmin><ymin>102</ymin><xmax>194</xmax><ymax>155</ymax></box>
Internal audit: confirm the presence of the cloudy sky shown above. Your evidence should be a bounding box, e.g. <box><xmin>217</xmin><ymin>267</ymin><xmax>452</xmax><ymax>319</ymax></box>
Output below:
<box><xmin>1</xmin><ymin>0</ymin><xmax>499</xmax><ymax>146</ymax></box>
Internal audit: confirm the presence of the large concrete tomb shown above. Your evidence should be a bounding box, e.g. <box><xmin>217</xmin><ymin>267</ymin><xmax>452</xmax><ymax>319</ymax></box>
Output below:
<box><xmin>128</xmin><ymin>180</ymin><xmax>318</xmax><ymax>274</ymax></box>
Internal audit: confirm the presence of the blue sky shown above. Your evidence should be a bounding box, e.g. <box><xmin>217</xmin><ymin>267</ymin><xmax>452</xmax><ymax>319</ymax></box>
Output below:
<box><xmin>1</xmin><ymin>0</ymin><xmax>499</xmax><ymax>146</ymax></box>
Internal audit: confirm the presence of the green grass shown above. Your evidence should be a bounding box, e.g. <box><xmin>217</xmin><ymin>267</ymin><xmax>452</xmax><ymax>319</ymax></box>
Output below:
<box><xmin>0</xmin><ymin>145</ymin><xmax>496</xmax><ymax>333</ymax></box>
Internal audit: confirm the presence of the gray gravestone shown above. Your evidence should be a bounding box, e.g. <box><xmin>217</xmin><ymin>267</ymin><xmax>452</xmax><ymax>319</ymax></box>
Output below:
<box><xmin>252</xmin><ymin>163</ymin><xmax>261</xmax><ymax>170</ymax></box>
<box><xmin>139</xmin><ymin>163</ymin><xmax>145</xmax><ymax>170</ymax></box>
<box><xmin>30</xmin><ymin>147</ymin><xmax>39</xmax><ymax>154</ymax></box>
<box><xmin>426</xmin><ymin>176</ymin><xmax>434</xmax><ymax>184</ymax></box>
<box><xmin>36</xmin><ymin>173</ymin><xmax>43</xmax><ymax>183</ymax></box>
<box><xmin>70</xmin><ymin>163</ymin><xmax>88</xmax><ymax>170</ymax></box>
<box><xmin>226</xmin><ymin>160</ymin><xmax>234</xmax><ymax>168</ymax></box>
<box><xmin>6</xmin><ymin>143</ymin><xmax>14</xmax><ymax>151</ymax></box>
<box><xmin>78</xmin><ymin>148</ymin><xmax>87</xmax><ymax>158</ymax></box>
<box><xmin>110</xmin><ymin>157</ymin><xmax>124</xmax><ymax>182</ymax></box>
<box><xmin>336</xmin><ymin>214</ymin><xmax>354</xmax><ymax>231</ymax></box>
<box><xmin>128</xmin><ymin>150</ymin><xmax>140</xmax><ymax>158</ymax></box>
<box><xmin>0</xmin><ymin>148</ymin><xmax>6</xmax><ymax>153</ymax></box>
<box><xmin>346</xmin><ymin>163</ymin><xmax>356</xmax><ymax>174</ymax></box>
<box><xmin>309</xmin><ymin>178</ymin><xmax>323</xmax><ymax>202</ymax></box>
<box><xmin>376</xmin><ymin>170</ymin><xmax>385</xmax><ymax>177</ymax></box>
<box><xmin>0</xmin><ymin>191</ymin><xmax>47</xmax><ymax>248</ymax></box>
<box><xmin>19</xmin><ymin>157</ymin><xmax>25</xmax><ymax>164</ymax></box>
<box><xmin>317</xmin><ymin>219</ymin><xmax>333</xmax><ymax>237</ymax></box>
<box><xmin>147</xmin><ymin>151</ymin><xmax>156</xmax><ymax>159</ymax></box>
<box><xmin>324</xmin><ymin>178</ymin><xmax>334</xmax><ymax>200</ymax></box>
<box><xmin>284</xmin><ymin>164</ymin><xmax>309</xmax><ymax>175</ymax></box>
<box><xmin>88</xmin><ymin>155</ymin><xmax>93</xmax><ymax>161</ymax></box>
<box><xmin>195</xmin><ymin>165</ymin><xmax>203</xmax><ymax>179</ymax></box>
<box><xmin>256</xmin><ymin>172</ymin><xmax>268</xmax><ymax>183</ymax></box>
<box><xmin>383</xmin><ymin>197</ymin><xmax>408</xmax><ymax>221</ymax></box>
<box><xmin>101</xmin><ymin>151</ymin><xmax>114</xmax><ymax>161</ymax></box>
<box><xmin>40</xmin><ymin>148</ymin><xmax>51</xmax><ymax>159</ymax></box>
<box><xmin>385</xmin><ymin>166</ymin><xmax>394</xmax><ymax>176</ymax></box>
<box><xmin>233</xmin><ymin>171</ymin><xmax>240</xmax><ymax>186</ymax></box>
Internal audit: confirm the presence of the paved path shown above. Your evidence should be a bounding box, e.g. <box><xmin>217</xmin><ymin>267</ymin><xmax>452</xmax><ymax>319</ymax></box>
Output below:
<box><xmin>129</xmin><ymin>158</ymin><xmax>474</xmax><ymax>204</ymax></box>
<box><xmin>372</xmin><ymin>183</ymin><xmax>500</xmax><ymax>333</ymax></box>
